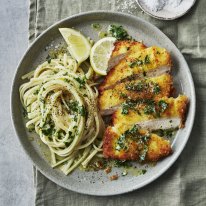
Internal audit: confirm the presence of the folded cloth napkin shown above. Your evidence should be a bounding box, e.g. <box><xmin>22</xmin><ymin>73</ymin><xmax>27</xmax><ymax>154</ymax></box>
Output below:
<box><xmin>29</xmin><ymin>0</ymin><xmax>206</xmax><ymax>205</ymax></box>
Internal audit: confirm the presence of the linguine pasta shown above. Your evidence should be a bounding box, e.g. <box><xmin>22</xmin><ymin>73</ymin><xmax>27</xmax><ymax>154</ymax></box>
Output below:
<box><xmin>20</xmin><ymin>53</ymin><xmax>103</xmax><ymax>175</ymax></box>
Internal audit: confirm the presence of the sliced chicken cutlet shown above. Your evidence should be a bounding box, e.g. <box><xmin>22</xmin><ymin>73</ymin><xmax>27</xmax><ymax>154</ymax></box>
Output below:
<box><xmin>108</xmin><ymin>40</ymin><xmax>147</xmax><ymax>70</ymax></box>
<box><xmin>113</xmin><ymin>95</ymin><xmax>188</xmax><ymax>134</ymax></box>
<box><xmin>103</xmin><ymin>125</ymin><xmax>172</xmax><ymax>161</ymax></box>
<box><xmin>99</xmin><ymin>74</ymin><xmax>174</xmax><ymax>115</ymax></box>
<box><xmin>100</xmin><ymin>46</ymin><xmax>172</xmax><ymax>91</ymax></box>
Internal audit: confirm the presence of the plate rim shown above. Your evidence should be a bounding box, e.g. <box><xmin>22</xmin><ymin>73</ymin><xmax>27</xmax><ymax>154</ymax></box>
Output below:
<box><xmin>10</xmin><ymin>10</ymin><xmax>196</xmax><ymax>196</ymax></box>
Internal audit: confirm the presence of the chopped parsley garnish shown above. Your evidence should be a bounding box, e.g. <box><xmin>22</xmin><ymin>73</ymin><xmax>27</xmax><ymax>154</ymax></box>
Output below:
<box><xmin>39</xmin><ymin>97</ymin><xmax>45</xmax><ymax>104</ymax></box>
<box><xmin>23</xmin><ymin>108</ymin><xmax>28</xmax><ymax>118</ymax></box>
<box><xmin>113</xmin><ymin>160</ymin><xmax>132</xmax><ymax>168</ymax></box>
<box><xmin>115</xmin><ymin>125</ymin><xmax>139</xmax><ymax>151</ymax></box>
<box><xmin>64</xmin><ymin>78</ymin><xmax>70</xmax><ymax>83</ymax></box>
<box><xmin>116</xmin><ymin>125</ymin><xmax>138</xmax><ymax>150</ymax></box>
<box><xmin>79</xmin><ymin>106</ymin><xmax>87</xmax><ymax>117</ymax></box>
<box><xmin>158</xmin><ymin>100</ymin><xmax>168</xmax><ymax>112</ymax></box>
<box><xmin>41</xmin><ymin>124</ymin><xmax>55</xmax><ymax>136</ymax></box>
<box><xmin>91</xmin><ymin>23</ymin><xmax>101</xmax><ymax>30</ymax></box>
<box><xmin>33</xmin><ymin>89</ymin><xmax>39</xmax><ymax>95</ymax></box>
<box><xmin>128</xmin><ymin>124</ymin><xmax>139</xmax><ymax>135</ymax></box>
<box><xmin>119</xmin><ymin>92</ymin><xmax>127</xmax><ymax>99</ymax></box>
<box><xmin>74</xmin><ymin>77</ymin><xmax>86</xmax><ymax>88</ymax></box>
<box><xmin>139</xmin><ymin>145</ymin><xmax>148</xmax><ymax>162</ymax></box>
<box><xmin>109</xmin><ymin>25</ymin><xmax>132</xmax><ymax>40</ymax></box>
<box><xmin>129</xmin><ymin>55</ymin><xmax>150</xmax><ymax>68</ymax></box>
<box><xmin>141</xmin><ymin>169</ymin><xmax>147</xmax><ymax>174</ymax></box>
<box><xmin>73</xmin><ymin>115</ymin><xmax>77</xmax><ymax>122</ymax></box>
<box><xmin>153</xmin><ymin>83</ymin><xmax>161</xmax><ymax>94</ymax></box>
<box><xmin>68</xmin><ymin>101</ymin><xmax>79</xmax><ymax>113</ymax></box>
<box><xmin>28</xmin><ymin>127</ymin><xmax>35</xmax><ymax>132</ymax></box>
<box><xmin>115</xmin><ymin>134</ymin><xmax>128</xmax><ymax>151</ymax></box>
<box><xmin>154</xmin><ymin>128</ymin><xmax>177</xmax><ymax>138</ymax></box>
<box><xmin>144</xmin><ymin>55</ymin><xmax>150</xmax><ymax>64</ymax></box>
<box><xmin>125</xmin><ymin>81</ymin><xmax>145</xmax><ymax>92</ymax></box>
<box><xmin>68</xmin><ymin>101</ymin><xmax>87</xmax><ymax>117</ymax></box>
<box><xmin>121</xmin><ymin>100</ymin><xmax>137</xmax><ymax>115</ymax></box>
<box><xmin>115</xmin><ymin>124</ymin><xmax>151</xmax><ymax>162</ymax></box>
<box><xmin>129</xmin><ymin>59</ymin><xmax>143</xmax><ymax>68</ymax></box>
<box><xmin>64</xmin><ymin>142</ymin><xmax>70</xmax><ymax>147</ymax></box>
<box><xmin>63</xmin><ymin>72</ymin><xmax>68</xmax><ymax>76</ymax></box>
<box><xmin>144</xmin><ymin>101</ymin><xmax>156</xmax><ymax>114</ymax></box>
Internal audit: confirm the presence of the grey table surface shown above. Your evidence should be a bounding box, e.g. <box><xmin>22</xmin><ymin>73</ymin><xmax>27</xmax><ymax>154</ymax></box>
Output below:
<box><xmin>0</xmin><ymin>0</ymin><xmax>35</xmax><ymax>205</ymax></box>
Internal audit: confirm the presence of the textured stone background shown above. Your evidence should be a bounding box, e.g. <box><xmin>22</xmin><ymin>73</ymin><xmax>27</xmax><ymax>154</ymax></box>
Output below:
<box><xmin>0</xmin><ymin>0</ymin><xmax>34</xmax><ymax>205</ymax></box>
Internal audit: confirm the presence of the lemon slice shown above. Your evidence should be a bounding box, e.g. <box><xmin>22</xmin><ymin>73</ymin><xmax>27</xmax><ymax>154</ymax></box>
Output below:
<box><xmin>59</xmin><ymin>28</ymin><xmax>91</xmax><ymax>64</ymax></box>
<box><xmin>90</xmin><ymin>37</ymin><xmax>116</xmax><ymax>75</ymax></box>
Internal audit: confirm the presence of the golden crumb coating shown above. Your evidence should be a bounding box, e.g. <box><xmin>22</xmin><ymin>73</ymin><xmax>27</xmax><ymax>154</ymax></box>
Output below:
<box><xmin>112</xmin><ymin>95</ymin><xmax>188</xmax><ymax>134</ymax></box>
<box><xmin>103</xmin><ymin>126</ymin><xmax>172</xmax><ymax>161</ymax></box>
<box><xmin>111</xmin><ymin>40</ymin><xmax>147</xmax><ymax>58</ymax></box>
<box><xmin>99</xmin><ymin>74</ymin><xmax>174</xmax><ymax>112</ymax></box>
<box><xmin>99</xmin><ymin>45</ymin><xmax>172</xmax><ymax>91</ymax></box>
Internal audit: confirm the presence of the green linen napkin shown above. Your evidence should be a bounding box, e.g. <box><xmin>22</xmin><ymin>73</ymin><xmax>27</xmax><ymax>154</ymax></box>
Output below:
<box><xmin>29</xmin><ymin>0</ymin><xmax>206</xmax><ymax>205</ymax></box>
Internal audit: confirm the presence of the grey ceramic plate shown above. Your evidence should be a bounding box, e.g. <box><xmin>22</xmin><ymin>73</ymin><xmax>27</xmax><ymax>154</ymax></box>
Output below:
<box><xmin>11</xmin><ymin>11</ymin><xmax>195</xmax><ymax>196</ymax></box>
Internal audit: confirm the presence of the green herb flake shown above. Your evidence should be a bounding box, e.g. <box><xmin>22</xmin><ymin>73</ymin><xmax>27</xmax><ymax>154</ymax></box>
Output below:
<box><xmin>153</xmin><ymin>83</ymin><xmax>161</xmax><ymax>94</ymax></box>
<box><xmin>79</xmin><ymin>106</ymin><xmax>87</xmax><ymax>117</ymax></box>
<box><xmin>113</xmin><ymin>160</ymin><xmax>132</xmax><ymax>168</ymax></box>
<box><xmin>64</xmin><ymin>78</ymin><xmax>70</xmax><ymax>83</ymax></box>
<box><xmin>116</xmin><ymin>125</ymin><xmax>139</xmax><ymax>150</ymax></box>
<box><xmin>129</xmin><ymin>59</ymin><xmax>143</xmax><ymax>68</ymax></box>
<box><xmin>128</xmin><ymin>124</ymin><xmax>139</xmax><ymax>135</ymax></box>
<box><xmin>23</xmin><ymin>109</ymin><xmax>28</xmax><ymax>118</ymax></box>
<box><xmin>144</xmin><ymin>55</ymin><xmax>150</xmax><ymax>64</ymax></box>
<box><xmin>41</xmin><ymin>124</ymin><xmax>54</xmax><ymax>136</ymax></box>
<box><xmin>68</xmin><ymin>101</ymin><xmax>79</xmax><ymax>113</ymax></box>
<box><xmin>119</xmin><ymin>92</ymin><xmax>127</xmax><ymax>99</ymax></box>
<box><xmin>33</xmin><ymin>89</ymin><xmax>39</xmax><ymax>95</ymax></box>
<box><xmin>91</xmin><ymin>23</ymin><xmax>101</xmax><ymax>30</ymax></box>
<box><xmin>63</xmin><ymin>72</ymin><xmax>68</xmax><ymax>76</ymax></box>
<box><xmin>158</xmin><ymin>100</ymin><xmax>168</xmax><ymax>112</ymax></box>
<box><xmin>39</xmin><ymin>97</ymin><xmax>45</xmax><ymax>104</ymax></box>
<box><xmin>64</xmin><ymin>142</ymin><xmax>70</xmax><ymax>147</ymax></box>
<box><xmin>154</xmin><ymin>128</ymin><xmax>177</xmax><ymax>139</ymax></box>
<box><xmin>74</xmin><ymin>77</ymin><xmax>86</xmax><ymax>88</ymax></box>
<box><xmin>144</xmin><ymin>104</ymin><xmax>155</xmax><ymax>114</ymax></box>
<box><xmin>125</xmin><ymin>81</ymin><xmax>145</xmax><ymax>92</ymax></box>
<box><xmin>115</xmin><ymin>134</ymin><xmax>127</xmax><ymax>151</ymax></box>
<box><xmin>109</xmin><ymin>25</ymin><xmax>132</xmax><ymax>40</ymax></box>
<box><xmin>28</xmin><ymin>127</ymin><xmax>35</xmax><ymax>132</ymax></box>
<box><xmin>139</xmin><ymin>145</ymin><xmax>148</xmax><ymax>162</ymax></box>
<box><xmin>121</xmin><ymin>101</ymin><xmax>136</xmax><ymax>115</ymax></box>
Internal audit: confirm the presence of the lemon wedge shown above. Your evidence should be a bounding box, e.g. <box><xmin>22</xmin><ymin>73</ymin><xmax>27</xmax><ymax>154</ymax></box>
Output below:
<box><xmin>59</xmin><ymin>28</ymin><xmax>91</xmax><ymax>64</ymax></box>
<box><xmin>90</xmin><ymin>37</ymin><xmax>116</xmax><ymax>75</ymax></box>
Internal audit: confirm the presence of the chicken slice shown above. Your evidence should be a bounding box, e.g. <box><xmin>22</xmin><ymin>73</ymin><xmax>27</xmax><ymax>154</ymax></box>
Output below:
<box><xmin>99</xmin><ymin>46</ymin><xmax>172</xmax><ymax>91</ymax></box>
<box><xmin>112</xmin><ymin>95</ymin><xmax>188</xmax><ymax>134</ymax></box>
<box><xmin>103</xmin><ymin>125</ymin><xmax>172</xmax><ymax>161</ymax></box>
<box><xmin>99</xmin><ymin>74</ymin><xmax>174</xmax><ymax>115</ymax></box>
